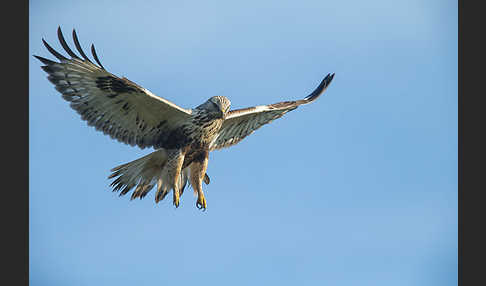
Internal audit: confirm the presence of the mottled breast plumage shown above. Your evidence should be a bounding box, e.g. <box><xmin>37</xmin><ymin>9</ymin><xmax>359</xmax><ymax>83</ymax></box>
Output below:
<box><xmin>189</xmin><ymin>108</ymin><xmax>224</xmax><ymax>146</ymax></box>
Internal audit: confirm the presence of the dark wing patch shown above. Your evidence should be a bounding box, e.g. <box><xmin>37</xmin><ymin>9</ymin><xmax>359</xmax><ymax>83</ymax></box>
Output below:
<box><xmin>34</xmin><ymin>27</ymin><xmax>193</xmax><ymax>149</ymax></box>
<box><xmin>95</xmin><ymin>76</ymin><xmax>139</xmax><ymax>93</ymax></box>
<box><xmin>209</xmin><ymin>73</ymin><xmax>334</xmax><ymax>150</ymax></box>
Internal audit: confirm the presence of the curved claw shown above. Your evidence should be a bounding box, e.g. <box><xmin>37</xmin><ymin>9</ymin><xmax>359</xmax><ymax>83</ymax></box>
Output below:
<box><xmin>196</xmin><ymin>196</ymin><xmax>207</xmax><ymax>211</ymax></box>
<box><xmin>196</xmin><ymin>202</ymin><xmax>204</xmax><ymax>210</ymax></box>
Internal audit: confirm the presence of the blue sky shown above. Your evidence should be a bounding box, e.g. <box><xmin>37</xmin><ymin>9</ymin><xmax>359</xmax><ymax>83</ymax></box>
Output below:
<box><xmin>29</xmin><ymin>0</ymin><xmax>457</xmax><ymax>285</ymax></box>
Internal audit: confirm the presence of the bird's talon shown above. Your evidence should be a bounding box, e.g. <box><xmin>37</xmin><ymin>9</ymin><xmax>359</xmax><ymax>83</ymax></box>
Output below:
<box><xmin>196</xmin><ymin>196</ymin><xmax>207</xmax><ymax>210</ymax></box>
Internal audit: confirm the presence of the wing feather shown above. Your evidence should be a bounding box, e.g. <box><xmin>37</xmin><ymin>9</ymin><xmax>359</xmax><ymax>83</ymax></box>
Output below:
<box><xmin>72</xmin><ymin>29</ymin><xmax>93</xmax><ymax>63</ymax></box>
<box><xmin>57</xmin><ymin>27</ymin><xmax>81</xmax><ymax>60</ymax></box>
<box><xmin>209</xmin><ymin>73</ymin><xmax>334</xmax><ymax>150</ymax></box>
<box><xmin>90</xmin><ymin>43</ymin><xmax>105</xmax><ymax>70</ymax></box>
<box><xmin>35</xmin><ymin>27</ymin><xmax>193</xmax><ymax>149</ymax></box>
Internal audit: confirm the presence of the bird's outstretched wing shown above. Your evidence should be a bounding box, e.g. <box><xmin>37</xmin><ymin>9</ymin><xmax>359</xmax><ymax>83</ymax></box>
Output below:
<box><xmin>209</xmin><ymin>73</ymin><xmax>334</xmax><ymax>150</ymax></box>
<box><xmin>34</xmin><ymin>27</ymin><xmax>193</xmax><ymax>149</ymax></box>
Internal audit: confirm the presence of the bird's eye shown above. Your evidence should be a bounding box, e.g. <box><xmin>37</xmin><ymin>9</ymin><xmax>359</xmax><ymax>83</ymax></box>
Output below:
<box><xmin>210</xmin><ymin>101</ymin><xmax>220</xmax><ymax>110</ymax></box>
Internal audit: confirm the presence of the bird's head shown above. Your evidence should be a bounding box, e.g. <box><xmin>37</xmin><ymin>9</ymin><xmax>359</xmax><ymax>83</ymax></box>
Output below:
<box><xmin>198</xmin><ymin>96</ymin><xmax>231</xmax><ymax>119</ymax></box>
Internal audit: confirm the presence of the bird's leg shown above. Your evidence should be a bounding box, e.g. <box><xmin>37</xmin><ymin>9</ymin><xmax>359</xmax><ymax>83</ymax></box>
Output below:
<box><xmin>164</xmin><ymin>149</ymin><xmax>185</xmax><ymax>208</ymax></box>
<box><xmin>189</xmin><ymin>152</ymin><xmax>209</xmax><ymax>211</ymax></box>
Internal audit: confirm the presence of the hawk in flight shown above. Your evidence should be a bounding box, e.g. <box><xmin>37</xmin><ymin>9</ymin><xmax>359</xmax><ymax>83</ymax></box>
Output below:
<box><xmin>35</xmin><ymin>27</ymin><xmax>335</xmax><ymax>210</ymax></box>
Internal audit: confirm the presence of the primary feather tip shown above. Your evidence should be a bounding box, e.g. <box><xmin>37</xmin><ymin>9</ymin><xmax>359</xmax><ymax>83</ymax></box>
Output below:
<box><xmin>305</xmin><ymin>73</ymin><xmax>335</xmax><ymax>101</ymax></box>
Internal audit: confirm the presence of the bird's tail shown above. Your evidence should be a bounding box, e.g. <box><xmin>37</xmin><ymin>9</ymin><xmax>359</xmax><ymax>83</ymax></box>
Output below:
<box><xmin>108</xmin><ymin>150</ymin><xmax>209</xmax><ymax>202</ymax></box>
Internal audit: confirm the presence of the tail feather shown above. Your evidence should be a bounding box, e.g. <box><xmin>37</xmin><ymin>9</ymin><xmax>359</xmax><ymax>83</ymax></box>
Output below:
<box><xmin>131</xmin><ymin>183</ymin><xmax>153</xmax><ymax>200</ymax></box>
<box><xmin>155</xmin><ymin>176</ymin><xmax>170</xmax><ymax>203</ymax></box>
<box><xmin>109</xmin><ymin>150</ymin><xmax>168</xmax><ymax>200</ymax></box>
<box><xmin>180</xmin><ymin>168</ymin><xmax>190</xmax><ymax>196</ymax></box>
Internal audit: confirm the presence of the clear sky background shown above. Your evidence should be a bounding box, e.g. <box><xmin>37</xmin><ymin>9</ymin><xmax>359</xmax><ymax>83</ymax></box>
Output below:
<box><xmin>29</xmin><ymin>0</ymin><xmax>457</xmax><ymax>285</ymax></box>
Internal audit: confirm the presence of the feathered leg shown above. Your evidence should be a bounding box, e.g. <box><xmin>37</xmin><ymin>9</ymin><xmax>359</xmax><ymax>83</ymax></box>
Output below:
<box><xmin>189</xmin><ymin>151</ymin><xmax>209</xmax><ymax>210</ymax></box>
<box><xmin>171</xmin><ymin>154</ymin><xmax>185</xmax><ymax>208</ymax></box>
<box><xmin>155</xmin><ymin>149</ymin><xmax>185</xmax><ymax>207</ymax></box>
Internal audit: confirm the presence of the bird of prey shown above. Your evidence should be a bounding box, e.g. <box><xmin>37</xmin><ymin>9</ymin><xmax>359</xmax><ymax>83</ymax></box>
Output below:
<box><xmin>35</xmin><ymin>27</ymin><xmax>335</xmax><ymax>210</ymax></box>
